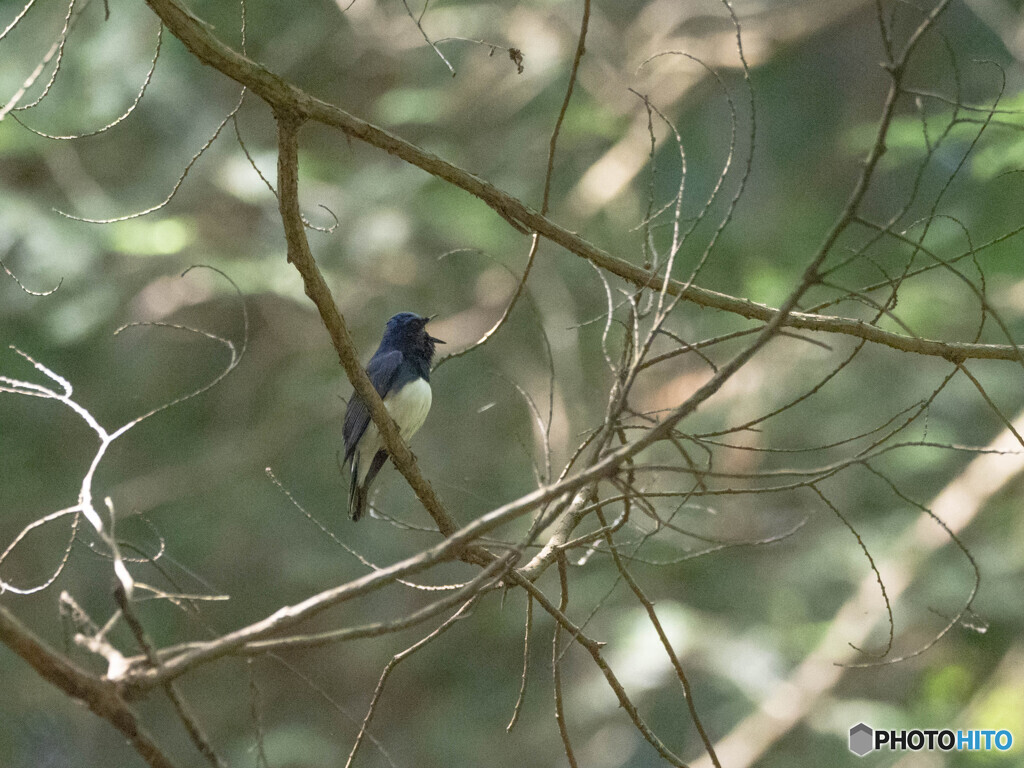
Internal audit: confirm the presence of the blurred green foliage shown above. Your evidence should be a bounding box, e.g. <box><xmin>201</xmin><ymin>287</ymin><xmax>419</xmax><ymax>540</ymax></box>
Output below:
<box><xmin>2</xmin><ymin>0</ymin><xmax>1024</xmax><ymax>766</ymax></box>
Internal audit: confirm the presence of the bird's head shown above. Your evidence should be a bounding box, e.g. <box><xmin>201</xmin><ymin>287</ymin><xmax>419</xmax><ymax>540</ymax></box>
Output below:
<box><xmin>382</xmin><ymin>312</ymin><xmax>445</xmax><ymax>362</ymax></box>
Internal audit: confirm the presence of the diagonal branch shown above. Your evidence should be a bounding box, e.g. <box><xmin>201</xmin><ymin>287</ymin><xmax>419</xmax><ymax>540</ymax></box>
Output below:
<box><xmin>0</xmin><ymin>603</ymin><xmax>180</xmax><ymax>768</ymax></box>
<box><xmin>274</xmin><ymin>111</ymin><xmax>457</xmax><ymax>537</ymax></box>
<box><xmin>142</xmin><ymin>0</ymin><xmax>1023</xmax><ymax>363</ymax></box>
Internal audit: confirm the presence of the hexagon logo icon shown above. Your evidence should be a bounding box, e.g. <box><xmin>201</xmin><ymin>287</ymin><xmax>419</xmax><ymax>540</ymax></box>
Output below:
<box><xmin>849</xmin><ymin>722</ymin><xmax>874</xmax><ymax>757</ymax></box>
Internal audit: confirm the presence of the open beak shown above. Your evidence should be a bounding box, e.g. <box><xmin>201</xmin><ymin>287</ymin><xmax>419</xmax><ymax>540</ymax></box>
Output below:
<box><xmin>425</xmin><ymin>314</ymin><xmax>445</xmax><ymax>344</ymax></box>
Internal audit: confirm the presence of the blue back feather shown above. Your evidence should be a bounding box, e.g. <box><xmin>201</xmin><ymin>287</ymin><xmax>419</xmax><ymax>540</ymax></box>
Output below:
<box><xmin>342</xmin><ymin>313</ymin><xmax>439</xmax><ymax>466</ymax></box>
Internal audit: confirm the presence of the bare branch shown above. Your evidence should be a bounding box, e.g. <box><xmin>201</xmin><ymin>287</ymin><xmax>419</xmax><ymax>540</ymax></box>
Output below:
<box><xmin>56</xmin><ymin>89</ymin><xmax>245</xmax><ymax>223</ymax></box>
<box><xmin>400</xmin><ymin>0</ymin><xmax>455</xmax><ymax>76</ymax></box>
<box><xmin>551</xmin><ymin>556</ymin><xmax>580</xmax><ymax>768</ymax></box>
<box><xmin>273</xmin><ymin>111</ymin><xmax>458</xmax><ymax>537</ymax></box>
<box><xmin>0</xmin><ymin>604</ymin><xmax>181</xmax><ymax>768</ymax></box>
<box><xmin>12</xmin><ymin>23</ymin><xmax>162</xmax><ymax>140</ymax></box>
<box><xmin>344</xmin><ymin>598</ymin><xmax>478</xmax><ymax>768</ymax></box>
<box><xmin>139</xmin><ymin>0</ymin><xmax>1023</xmax><ymax>363</ymax></box>
<box><xmin>0</xmin><ymin>258</ymin><xmax>62</xmax><ymax>295</ymax></box>
<box><xmin>505</xmin><ymin>593</ymin><xmax>533</xmax><ymax>732</ymax></box>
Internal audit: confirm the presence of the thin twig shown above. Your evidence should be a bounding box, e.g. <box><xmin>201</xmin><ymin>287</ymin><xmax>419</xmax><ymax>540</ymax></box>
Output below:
<box><xmin>593</xmin><ymin>508</ymin><xmax>721</xmax><ymax>767</ymax></box>
<box><xmin>139</xmin><ymin>0</ymin><xmax>1024</xmax><ymax>363</ymax></box>
<box><xmin>273</xmin><ymin>110</ymin><xmax>457</xmax><ymax>536</ymax></box>
<box><xmin>115</xmin><ymin>586</ymin><xmax>227</xmax><ymax>768</ymax></box>
<box><xmin>344</xmin><ymin>597</ymin><xmax>479</xmax><ymax>768</ymax></box>
<box><xmin>0</xmin><ymin>604</ymin><xmax>181</xmax><ymax>768</ymax></box>
<box><xmin>506</xmin><ymin>593</ymin><xmax>533</xmax><ymax>731</ymax></box>
<box><xmin>400</xmin><ymin>0</ymin><xmax>454</xmax><ymax>76</ymax></box>
<box><xmin>551</xmin><ymin>556</ymin><xmax>580</xmax><ymax>768</ymax></box>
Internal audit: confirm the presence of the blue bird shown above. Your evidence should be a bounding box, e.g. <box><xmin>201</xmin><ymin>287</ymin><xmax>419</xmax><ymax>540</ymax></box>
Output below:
<box><xmin>343</xmin><ymin>312</ymin><xmax>444</xmax><ymax>521</ymax></box>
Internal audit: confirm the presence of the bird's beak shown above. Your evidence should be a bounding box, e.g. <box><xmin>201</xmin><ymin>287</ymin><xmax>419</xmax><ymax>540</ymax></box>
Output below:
<box><xmin>424</xmin><ymin>315</ymin><xmax>445</xmax><ymax>343</ymax></box>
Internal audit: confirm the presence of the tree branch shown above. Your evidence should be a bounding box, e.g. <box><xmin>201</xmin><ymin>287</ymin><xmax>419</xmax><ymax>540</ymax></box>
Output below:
<box><xmin>273</xmin><ymin>111</ymin><xmax>458</xmax><ymax>537</ymax></box>
<box><xmin>142</xmin><ymin>0</ymin><xmax>1021</xmax><ymax>363</ymax></box>
<box><xmin>0</xmin><ymin>603</ymin><xmax>180</xmax><ymax>768</ymax></box>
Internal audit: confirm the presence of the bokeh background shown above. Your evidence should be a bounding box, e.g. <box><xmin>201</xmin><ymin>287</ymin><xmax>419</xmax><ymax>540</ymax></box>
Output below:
<box><xmin>2</xmin><ymin>0</ymin><xmax>1023</xmax><ymax>766</ymax></box>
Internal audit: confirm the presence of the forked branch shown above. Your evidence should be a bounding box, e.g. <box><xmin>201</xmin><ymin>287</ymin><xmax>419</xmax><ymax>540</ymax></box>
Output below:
<box><xmin>142</xmin><ymin>0</ymin><xmax>1020</xmax><ymax>363</ymax></box>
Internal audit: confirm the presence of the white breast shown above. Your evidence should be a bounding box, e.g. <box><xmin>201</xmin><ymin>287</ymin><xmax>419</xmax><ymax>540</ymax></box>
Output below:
<box><xmin>385</xmin><ymin>377</ymin><xmax>433</xmax><ymax>440</ymax></box>
<box><xmin>354</xmin><ymin>378</ymin><xmax>433</xmax><ymax>484</ymax></box>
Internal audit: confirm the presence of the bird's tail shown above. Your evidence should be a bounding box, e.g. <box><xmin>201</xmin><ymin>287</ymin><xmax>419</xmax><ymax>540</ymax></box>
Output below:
<box><xmin>348</xmin><ymin>449</ymin><xmax>388</xmax><ymax>522</ymax></box>
<box><xmin>349</xmin><ymin>482</ymin><xmax>367</xmax><ymax>522</ymax></box>
<box><xmin>348</xmin><ymin>457</ymin><xmax>367</xmax><ymax>521</ymax></box>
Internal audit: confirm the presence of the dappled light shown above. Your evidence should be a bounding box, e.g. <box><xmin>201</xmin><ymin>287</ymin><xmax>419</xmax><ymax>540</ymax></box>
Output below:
<box><xmin>3</xmin><ymin>1</ymin><xmax>1024</xmax><ymax>767</ymax></box>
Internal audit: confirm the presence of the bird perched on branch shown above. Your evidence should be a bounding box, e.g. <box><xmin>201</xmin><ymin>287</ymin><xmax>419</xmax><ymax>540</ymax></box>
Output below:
<box><xmin>343</xmin><ymin>312</ymin><xmax>444</xmax><ymax>521</ymax></box>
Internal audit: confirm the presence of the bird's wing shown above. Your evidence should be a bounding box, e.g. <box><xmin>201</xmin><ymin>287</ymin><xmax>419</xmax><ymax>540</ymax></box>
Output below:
<box><xmin>343</xmin><ymin>349</ymin><xmax>404</xmax><ymax>463</ymax></box>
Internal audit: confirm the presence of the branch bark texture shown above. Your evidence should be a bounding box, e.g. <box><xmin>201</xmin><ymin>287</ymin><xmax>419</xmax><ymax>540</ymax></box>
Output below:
<box><xmin>0</xmin><ymin>603</ymin><xmax>180</xmax><ymax>768</ymax></box>
<box><xmin>273</xmin><ymin>112</ymin><xmax>458</xmax><ymax>536</ymax></box>
<box><xmin>144</xmin><ymin>0</ymin><xmax>1021</xmax><ymax>363</ymax></box>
